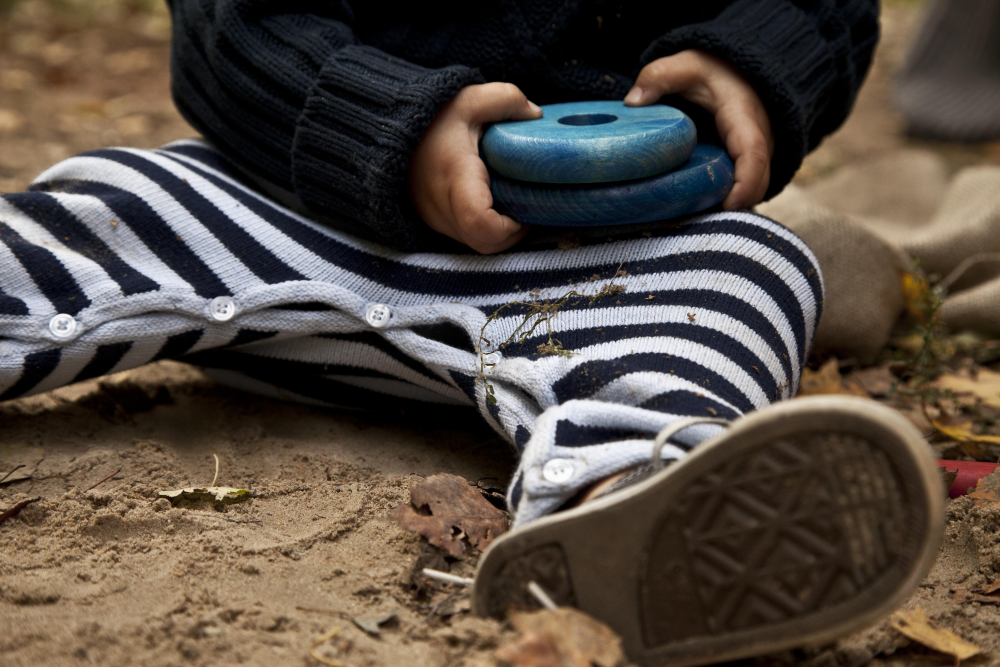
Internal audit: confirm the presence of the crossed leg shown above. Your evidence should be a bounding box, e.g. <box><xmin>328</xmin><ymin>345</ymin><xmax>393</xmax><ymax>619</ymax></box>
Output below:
<box><xmin>0</xmin><ymin>140</ymin><xmax>822</xmax><ymax>525</ymax></box>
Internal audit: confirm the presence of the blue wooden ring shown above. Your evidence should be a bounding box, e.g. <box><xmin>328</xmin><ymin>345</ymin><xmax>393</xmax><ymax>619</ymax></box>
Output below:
<box><xmin>481</xmin><ymin>101</ymin><xmax>696</xmax><ymax>184</ymax></box>
<box><xmin>490</xmin><ymin>144</ymin><xmax>734</xmax><ymax>227</ymax></box>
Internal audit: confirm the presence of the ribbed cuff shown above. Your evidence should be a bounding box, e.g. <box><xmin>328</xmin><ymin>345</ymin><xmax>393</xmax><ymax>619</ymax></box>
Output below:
<box><xmin>291</xmin><ymin>45</ymin><xmax>484</xmax><ymax>247</ymax></box>
<box><xmin>640</xmin><ymin>0</ymin><xmax>849</xmax><ymax>200</ymax></box>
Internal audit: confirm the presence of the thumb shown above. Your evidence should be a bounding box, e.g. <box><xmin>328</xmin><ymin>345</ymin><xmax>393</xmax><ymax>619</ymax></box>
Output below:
<box><xmin>459</xmin><ymin>82</ymin><xmax>543</xmax><ymax>125</ymax></box>
<box><xmin>625</xmin><ymin>52</ymin><xmax>704</xmax><ymax>107</ymax></box>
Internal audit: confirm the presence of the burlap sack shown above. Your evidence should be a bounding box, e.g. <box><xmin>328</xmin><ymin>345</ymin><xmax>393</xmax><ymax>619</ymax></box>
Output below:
<box><xmin>758</xmin><ymin>149</ymin><xmax>1000</xmax><ymax>359</ymax></box>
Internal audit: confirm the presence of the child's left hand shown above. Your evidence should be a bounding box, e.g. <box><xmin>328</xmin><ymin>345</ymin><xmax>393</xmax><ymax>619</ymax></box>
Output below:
<box><xmin>625</xmin><ymin>50</ymin><xmax>773</xmax><ymax>210</ymax></box>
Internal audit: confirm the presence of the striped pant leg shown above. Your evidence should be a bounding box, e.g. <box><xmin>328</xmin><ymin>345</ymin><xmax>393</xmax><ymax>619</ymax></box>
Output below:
<box><xmin>0</xmin><ymin>141</ymin><xmax>823</xmax><ymax>526</ymax></box>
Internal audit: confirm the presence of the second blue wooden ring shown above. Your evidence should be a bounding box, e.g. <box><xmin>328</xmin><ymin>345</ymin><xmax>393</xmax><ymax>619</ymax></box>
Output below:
<box><xmin>490</xmin><ymin>144</ymin><xmax>735</xmax><ymax>227</ymax></box>
<box><xmin>481</xmin><ymin>101</ymin><xmax>697</xmax><ymax>184</ymax></box>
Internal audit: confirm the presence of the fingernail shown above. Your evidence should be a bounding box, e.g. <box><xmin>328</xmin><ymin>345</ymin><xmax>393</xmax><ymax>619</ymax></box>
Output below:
<box><xmin>528</xmin><ymin>100</ymin><xmax>542</xmax><ymax>115</ymax></box>
<box><xmin>624</xmin><ymin>86</ymin><xmax>642</xmax><ymax>104</ymax></box>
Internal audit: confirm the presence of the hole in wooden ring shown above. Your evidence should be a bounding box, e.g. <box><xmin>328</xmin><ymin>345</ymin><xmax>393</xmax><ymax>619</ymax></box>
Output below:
<box><xmin>557</xmin><ymin>113</ymin><xmax>618</xmax><ymax>126</ymax></box>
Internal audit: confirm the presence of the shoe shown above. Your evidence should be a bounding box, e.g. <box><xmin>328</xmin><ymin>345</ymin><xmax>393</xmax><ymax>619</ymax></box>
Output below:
<box><xmin>472</xmin><ymin>396</ymin><xmax>944</xmax><ymax>666</ymax></box>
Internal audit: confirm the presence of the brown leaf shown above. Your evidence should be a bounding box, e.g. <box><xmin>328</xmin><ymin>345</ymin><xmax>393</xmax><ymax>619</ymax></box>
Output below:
<box><xmin>890</xmin><ymin>607</ymin><xmax>981</xmax><ymax>661</ymax></box>
<box><xmin>389</xmin><ymin>473</ymin><xmax>508</xmax><ymax>559</ymax></box>
<box><xmin>501</xmin><ymin>608</ymin><xmax>625</xmax><ymax>667</ymax></box>
<box><xmin>798</xmin><ymin>358</ymin><xmax>869</xmax><ymax>398</ymax></box>
<box><xmin>968</xmin><ymin>468</ymin><xmax>1000</xmax><ymax>508</ymax></box>
<box><xmin>846</xmin><ymin>363</ymin><xmax>897</xmax><ymax>397</ymax></box>
<box><xmin>933</xmin><ymin>368</ymin><xmax>1000</xmax><ymax>410</ymax></box>
<box><xmin>496</xmin><ymin>630</ymin><xmax>584</xmax><ymax>667</ymax></box>
<box><xmin>940</xmin><ymin>467</ymin><xmax>959</xmax><ymax>495</ymax></box>
<box><xmin>0</xmin><ymin>497</ymin><xmax>41</xmax><ymax>526</ymax></box>
<box><xmin>951</xmin><ymin>589</ymin><xmax>1000</xmax><ymax>605</ymax></box>
<box><xmin>981</xmin><ymin>578</ymin><xmax>1000</xmax><ymax>595</ymax></box>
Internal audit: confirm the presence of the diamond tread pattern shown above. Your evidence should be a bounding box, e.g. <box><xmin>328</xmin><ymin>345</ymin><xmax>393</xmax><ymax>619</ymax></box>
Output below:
<box><xmin>641</xmin><ymin>433</ymin><xmax>909</xmax><ymax>647</ymax></box>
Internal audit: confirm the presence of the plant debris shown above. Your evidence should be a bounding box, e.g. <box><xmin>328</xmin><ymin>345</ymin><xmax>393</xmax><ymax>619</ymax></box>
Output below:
<box><xmin>798</xmin><ymin>358</ymin><xmax>869</xmax><ymax>397</ymax></box>
<box><xmin>0</xmin><ymin>497</ymin><xmax>41</xmax><ymax>527</ymax></box>
<box><xmin>352</xmin><ymin>608</ymin><xmax>398</xmax><ymax>637</ymax></box>
<box><xmin>968</xmin><ymin>468</ymin><xmax>1000</xmax><ymax>508</ymax></box>
<box><xmin>890</xmin><ymin>606</ymin><xmax>981</xmax><ymax>662</ymax></box>
<box><xmin>389</xmin><ymin>473</ymin><xmax>508</xmax><ymax>559</ymax></box>
<box><xmin>158</xmin><ymin>487</ymin><xmax>252</xmax><ymax>505</ymax></box>
<box><xmin>476</xmin><ymin>262</ymin><xmax>627</xmax><ymax>404</ymax></box>
<box><xmin>932</xmin><ymin>368</ymin><xmax>1000</xmax><ymax>409</ymax></box>
<box><xmin>497</xmin><ymin>607</ymin><xmax>625</xmax><ymax>667</ymax></box>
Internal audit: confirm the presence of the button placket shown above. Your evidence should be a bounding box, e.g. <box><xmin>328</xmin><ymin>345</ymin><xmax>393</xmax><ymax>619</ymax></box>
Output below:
<box><xmin>209</xmin><ymin>296</ymin><xmax>237</xmax><ymax>322</ymax></box>
<box><xmin>365</xmin><ymin>303</ymin><xmax>392</xmax><ymax>328</ymax></box>
<box><xmin>49</xmin><ymin>313</ymin><xmax>78</xmax><ymax>339</ymax></box>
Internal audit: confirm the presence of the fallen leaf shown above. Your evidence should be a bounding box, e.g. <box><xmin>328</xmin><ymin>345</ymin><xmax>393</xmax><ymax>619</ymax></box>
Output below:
<box><xmin>798</xmin><ymin>358</ymin><xmax>869</xmax><ymax>398</ymax></box>
<box><xmin>982</xmin><ymin>579</ymin><xmax>1000</xmax><ymax>595</ymax></box>
<box><xmin>890</xmin><ymin>607</ymin><xmax>981</xmax><ymax>661</ymax></box>
<box><xmin>352</xmin><ymin>608</ymin><xmax>398</xmax><ymax>636</ymax></box>
<box><xmin>933</xmin><ymin>368</ymin><xmax>1000</xmax><ymax>410</ymax></box>
<box><xmin>930</xmin><ymin>418</ymin><xmax>1000</xmax><ymax>446</ymax></box>
<box><xmin>968</xmin><ymin>468</ymin><xmax>1000</xmax><ymax>508</ymax></box>
<box><xmin>500</xmin><ymin>608</ymin><xmax>625</xmax><ymax>667</ymax></box>
<box><xmin>158</xmin><ymin>487</ymin><xmax>251</xmax><ymax>505</ymax></box>
<box><xmin>951</xmin><ymin>589</ymin><xmax>1000</xmax><ymax>605</ymax></box>
<box><xmin>389</xmin><ymin>473</ymin><xmax>508</xmax><ymax>559</ymax></box>
<box><xmin>846</xmin><ymin>363</ymin><xmax>898</xmax><ymax>397</ymax></box>
<box><xmin>497</xmin><ymin>631</ymin><xmax>585</xmax><ymax>667</ymax></box>
<box><xmin>939</xmin><ymin>467</ymin><xmax>959</xmax><ymax>496</ymax></box>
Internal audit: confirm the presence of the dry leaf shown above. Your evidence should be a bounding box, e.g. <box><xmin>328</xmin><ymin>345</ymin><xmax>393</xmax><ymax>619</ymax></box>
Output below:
<box><xmin>933</xmin><ymin>368</ymin><xmax>1000</xmax><ymax>410</ymax></box>
<box><xmin>798</xmin><ymin>359</ymin><xmax>869</xmax><ymax>398</ymax></box>
<box><xmin>890</xmin><ymin>607</ymin><xmax>981</xmax><ymax>661</ymax></box>
<box><xmin>158</xmin><ymin>487</ymin><xmax>251</xmax><ymax>505</ymax></box>
<box><xmin>968</xmin><ymin>468</ymin><xmax>1000</xmax><ymax>508</ymax></box>
<box><xmin>931</xmin><ymin>418</ymin><xmax>1000</xmax><ymax>446</ymax></box>
<box><xmin>389</xmin><ymin>473</ymin><xmax>508</xmax><ymax>559</ymax></box>
<box><xmin>847</xmin><ymin>364</ymin><xmax>897</xmax><ymax>397</ymax></box>
<box><xmin>981</xmin><ymin>579</ymin><xmax>1000</xmax><ymax>595</ymax></box>
<box><xmin>352</xmin><ymin>608</ymin><xmax>398</xmax><ymax>636</ymax></box>
<box><xmin>500</xmin><ymin>608</ymin><xmax>625</xmax><ymax>667</ymax></box>
<box><xmin>951</xmin><ymin>589</ymin><xmax>1000</xmax><ymax>605</ymax></box>
<box><xmin>940</xmin><ymin>467</ymin><xmax>959</xmax><ymax>496</ymax></box>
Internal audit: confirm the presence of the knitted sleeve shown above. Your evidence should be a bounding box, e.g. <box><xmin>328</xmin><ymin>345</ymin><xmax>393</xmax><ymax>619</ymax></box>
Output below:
<box><xmin>167</xmin><ymin>0</ymin><xmax>484</xmax><ymax>247</ymax></box>
<box><xmin>640</xmin><ymin>0</ymin><xmax>879</xmax><ymax>200</ymax></box>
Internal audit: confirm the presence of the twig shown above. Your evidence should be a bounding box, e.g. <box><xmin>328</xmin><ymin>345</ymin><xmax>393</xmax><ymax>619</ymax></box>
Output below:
<box><xmin>85</xmin><ymin>466</ymin><xmax>122</xmax><ymax>492</ymax></box>
<box><xmin>527</xmin><ymin>581</ymin><xmax>558</xmax><ymax>610</ymax></box>
<box><xmin>189</xmin><ymin>512</ymin><xmax>261</xmax><ymax>525</ymax></box>
<box><xmin>296</xmin><ymin>606</ymin><xmax>351</xmax><ymax>618</ymax></box>
<box><xmin>0</xmin><ymin>464</ymin><xmax>25</xmax><ymax>484</ymax></box>
<box><xmin>937</xmin><ymin>253</ymin><xmax>1000</xmax><ymax>294</ymax></box>
<box><xmin>0</xmin><ymin>497</ymin><xmax>41</xmax><ymax>526</ymax></box>
<box><xmin>423</xmin><ymin>588</ymin><xmax>463</xmax><ymax>623</ymax></box>
<box><xmin>211</xmin><ymin>453</ymin><xmax>219</xmax><ymax>488</ymax></box>
<box><xmin>310</xmin><ymin>626</ymin><xmax>356</xmax><ymax>667</ymax></box>
<box><xmin>421</xmin><ymin>568</ymin><xmax>473</xmax><ymax>586</ymax></box>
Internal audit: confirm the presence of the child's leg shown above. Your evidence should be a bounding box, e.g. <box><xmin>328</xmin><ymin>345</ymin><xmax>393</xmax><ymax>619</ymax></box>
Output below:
<box><xmin>0</xmin><ymin>141</ymin><xmax>821</xmax><ymax>526</ymax></box>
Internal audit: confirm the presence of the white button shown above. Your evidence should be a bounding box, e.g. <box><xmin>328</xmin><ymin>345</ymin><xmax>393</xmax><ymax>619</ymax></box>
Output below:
<box><xmin>543</xmin><ymin>458</ymin><xmax>578</xmax><ymax>484</ymax></box>
<box><xmin>365</xmin><ymin>303</ymin><xmax>392</xmax><ymax>328</ymax></box>
<box><xmin>49</xmin><ymin>313</ymin><xmax>78</xmax><ymax>339</ymax></box>
<box><xmin>209</xmin><ymin>296</ymin><xmax>237</xmax><ymax>322</ymax></box>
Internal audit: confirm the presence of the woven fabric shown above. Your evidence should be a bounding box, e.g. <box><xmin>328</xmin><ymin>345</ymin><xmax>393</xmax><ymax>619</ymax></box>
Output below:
<box><xmin>0</xmin><ymin>141</ymin><xmax>823</xmax><ymax>524</ymax></box>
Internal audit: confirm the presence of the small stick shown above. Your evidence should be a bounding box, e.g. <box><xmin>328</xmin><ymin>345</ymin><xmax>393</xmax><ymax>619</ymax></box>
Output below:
<box><xmin>85</xmin><ymin>466</ymin><xmax>122</xmax><ymax>492</ymax></box>
<box><xmin>421</xmin><ymin>568</ymin><xmax>473</xmax><ymax>587</ymax></box>
<box><xmin>296</xmin><ymin>606</ymin><xmax>351</xmax><ymax>618</ymax></box>
<box><xmin>527</xmin><ymin>581</ymin><xmax>558</xmax><ymax>610</ymax></box>
<box><xmin>423</xmin><ymin>587</ymin><xmax>463</xmax><ymax>623</ymax></box>
<box><xmin>211</xmin><ymin>454</ymin><xmax>219</xmax><ymax>488</ymax></box>
<box><xmin>0</xmin><ymin>497</ymin><xmax>41</xmax><ymax>527</ymax></box>
<box><xmin>310</xmin><ymin>626</ymin><xmax>356</xmax><ymax>667</ymax></box>
<box><xmin>0</xmin><ymin>464</ymin><xmax>25</xmax><ymax>484</ymax></box>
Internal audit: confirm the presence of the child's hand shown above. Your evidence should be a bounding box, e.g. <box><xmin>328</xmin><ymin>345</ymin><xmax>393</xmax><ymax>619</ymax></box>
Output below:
<box><xmin>625</xmin><ymin>50</ymin><xmax>773</xmax><ymax>210</ymax></box>
<box><xmin>409</xmin><ymin>83</ymin><xmax>542</xmax><ymax>254</ymax></box>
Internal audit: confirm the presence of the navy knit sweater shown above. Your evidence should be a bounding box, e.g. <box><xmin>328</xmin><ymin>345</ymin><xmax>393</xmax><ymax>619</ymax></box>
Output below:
<box><xmin>167</xmin><ymin>0</ymin><xmax>879</xmax><ymax>250</ymax></box>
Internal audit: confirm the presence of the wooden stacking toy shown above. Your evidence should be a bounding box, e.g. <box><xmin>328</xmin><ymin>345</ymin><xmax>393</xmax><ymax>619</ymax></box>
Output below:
<box><xmin>482</xmin><ymin>101</ymin><xmax>734</xmax><ymax>227</ymax></box>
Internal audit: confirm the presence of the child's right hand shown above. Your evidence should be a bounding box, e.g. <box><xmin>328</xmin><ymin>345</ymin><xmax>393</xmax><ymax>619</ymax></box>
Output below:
<box><xmin>408</xmin><ymin>83</ymin><xmax>542</xmax><ymax>254</ymax></box>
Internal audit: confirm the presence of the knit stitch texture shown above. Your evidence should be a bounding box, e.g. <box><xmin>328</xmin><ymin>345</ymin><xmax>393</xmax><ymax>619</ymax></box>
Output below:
<box><xmin>166</xmin><ymin>0</ymin><xmax>879</xmax><ymax>249</ymax></box>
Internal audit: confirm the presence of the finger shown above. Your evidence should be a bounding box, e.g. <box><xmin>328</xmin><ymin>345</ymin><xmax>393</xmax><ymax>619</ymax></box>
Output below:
<box><xmin>625</xmin><ymin>52</ymin><xmax>705</xmax><ymax>107</ymax></box>
<box><xmin>458</xmin><ymin>82</ymin><xmax>543</xmax><ymax>125</ymax></box>
<box><xmin>719</xmin><ymin>107</ymin><xmax>771</xmax><ymax>209</ymax></box>
<box><xmin>449</xmin><ymin>164</ymin><xmax>526</xmax><ymax>253</ymax></box>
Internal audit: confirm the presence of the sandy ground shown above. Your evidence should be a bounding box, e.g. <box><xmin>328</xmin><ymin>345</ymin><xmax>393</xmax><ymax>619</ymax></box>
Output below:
<box><xmin>5</xmin><ymin>1</ymin><xmax>1000</xmax><ymax>666</ymax></box>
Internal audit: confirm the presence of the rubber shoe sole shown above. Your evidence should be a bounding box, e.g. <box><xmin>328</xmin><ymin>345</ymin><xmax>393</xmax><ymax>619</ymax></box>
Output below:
<box><xmin>472</xmin><ymin>396</ymin><xmax>944</xmax><ymax>666</ymax></box>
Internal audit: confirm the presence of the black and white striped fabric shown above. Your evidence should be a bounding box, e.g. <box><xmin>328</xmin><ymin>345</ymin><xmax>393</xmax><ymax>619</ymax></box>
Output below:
<box><xmin>0</xmin><ymin>140</ymin><xmax>823</xmax><ymax>524</ymax></box>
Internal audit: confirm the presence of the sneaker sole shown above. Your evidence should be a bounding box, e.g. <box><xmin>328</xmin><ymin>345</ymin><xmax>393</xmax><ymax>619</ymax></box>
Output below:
<box><xmin>472</xmin><ymin>396</ymin><xmax>944</xmax><ymax>666</ymax></box>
